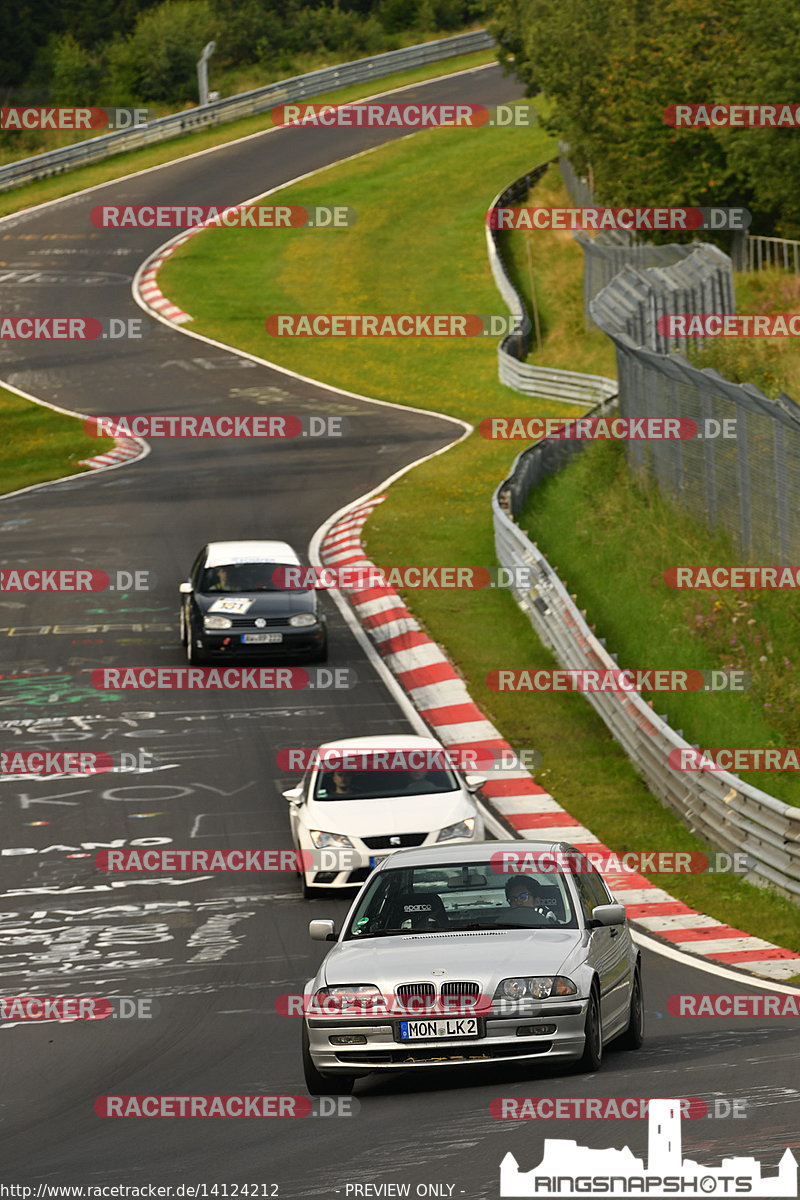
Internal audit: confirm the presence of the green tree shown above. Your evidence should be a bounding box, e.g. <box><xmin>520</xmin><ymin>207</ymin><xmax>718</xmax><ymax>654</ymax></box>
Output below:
<box><xmin>107</xmin><ymin>0</ymin><xmax>216</xmax><ymax>104</ymax></box>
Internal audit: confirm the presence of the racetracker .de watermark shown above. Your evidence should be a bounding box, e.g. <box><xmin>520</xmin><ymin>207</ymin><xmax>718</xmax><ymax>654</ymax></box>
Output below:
<box><xmin>670</xmin><ymin>747</ymin><xmax>800</xmax><ymax>771</ymax></box>
<box><xmin>478</xmin><ymin>416</ymin><xmax>736</xmax><ymax>441</ymax></box>
<box><xmin>486</xmin><ymin>669</ymin><xmax>749</xmax><ymax>693</ymax></box>
<box><xmin>90</xmin><ymin>667</ymin><xmax>355</xmax><ymax>690</ymax></box>
<box><xmin>95</xmin><ymin>1095</ymin><xmax>358</xmax><ymax>1117</ymax></box>
<box><xmin>264</xmin><ymin>314</ymin><xmax>516</xmax><ymax>337</ymax></box>
<box><xmin>90</xmin><ymin>204</ymin><xmax>354</xmax><ymax>229</ymax></box>
<box><xmin>487</xmin><ymin>207</ymin><xmax>750</xmax><ymax>232</ymax></box>
<box><xmin>0</xmin><ymin>996</ymin><xmax>160</xmax><ymax>1021</ymax></box>
<box><xmin>490</xmin><ymin>848</ymin><xmax>756</xmax><ymax>875</ymax></box>
<box><xmin>275</xmin><ymin>746</ymin><xmax>542</xmax><ymax>771</ymax></box>
<box><xmin>664</xmin><ymin>103</ymin><xmax>800</xmax><ymax>127</ymax></box>
<box><xmin>0</xmin><ymin>569</ymin><xmax>152</xmax><ymax>591</ymax></box>
<box><xmin>490</xmin><ymin>1097</ymin><xmax>746</xmax><ymax>1120</ymax></box>
<box><xmin>665</xmin><ymin>565</ymin><xmax>800</xmax><ymax>588</ymax></box>
<box><xmin>0</xmin><ymin>317</ymin><xmax>145</xmax><ymax>340</ymax></box>
<box><xmin>84</xmin><ymin>415</ymin><xmax>346</xmax><ymax>439</ymax></box>
<box><xmin>96</xmin><ymin>848</ymin><xmax>314</xmax><ymax>872</ymax></box>
<box><xmin>670</xmin><ymin>993</ymin><xmax>800</xmax><ymax>1016</ymax></box>
<box><xmin>277</xmin><ymin>993</ymin><xmax>493</xmax><ymax>1017</ymax></box>
<box><xmin>0</xmin><ymin>749</ymin><xmax>175</xmax><ymax>777</ymax></box>
<box><xmin>273</xmin><ymin>565</ymin><xmax>552</xmax><ymax>589</ymax></box>
<box><xmin>270</xmin><ymin>102</ymin><xmax>532</xmax><ymax>127</ymax></box>
<box><xmin>658</xmin><ymin>314</ymin><xmax>800</xmax><ymax>337</ymax></box>
<box><xmin>0</xmin><ymin>106</ymin><xmax>148</xmax><ymax>130</ymax></box>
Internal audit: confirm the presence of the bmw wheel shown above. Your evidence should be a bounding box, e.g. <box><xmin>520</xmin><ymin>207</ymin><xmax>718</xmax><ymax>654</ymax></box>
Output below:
<box><xmin>617</xmin><ymin>965</ymin><xmax>644</xmax><ymax>1050</ymax></box>
<box><xmin>577</xmin><ymin>984</ymin><xmax>603</xmax><ymax>1072</ymax></box>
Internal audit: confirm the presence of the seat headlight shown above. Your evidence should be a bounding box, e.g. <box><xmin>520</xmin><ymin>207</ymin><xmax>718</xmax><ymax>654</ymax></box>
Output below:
<box><xmin>203</xmin><ymin>615</ymin><xmax>232</xmax><ymax>630</ymax></box>
<box><xmin>436</xmin><ymin>817</ymin><xmax>475</xmax><ymax>842</ymax></box>
<box><xmin>494</xmin><ymin>976</ymin><xmax>577</xmax><ymax>1001</ymax></box>
<box><xmin>309</xmin><ymin>831</ymin><xmax>354</xmax><ymax>849</ymax></box>
<box><xmin>289</xmin><ymin>613</ymin><xmax>317</xmax><ymax>627</ymax></box>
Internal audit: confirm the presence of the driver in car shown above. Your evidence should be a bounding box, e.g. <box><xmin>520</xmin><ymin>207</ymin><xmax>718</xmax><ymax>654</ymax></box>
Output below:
<box><xmin>504</xmin><ymin>875</ymin><xmax>557</xmax><ymax>923</ymax></box>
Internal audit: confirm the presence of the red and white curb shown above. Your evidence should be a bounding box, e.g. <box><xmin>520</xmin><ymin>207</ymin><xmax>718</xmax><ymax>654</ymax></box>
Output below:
<box><xmin>320</xmin><ymin>496</ymin><xmax>800</xmax><ymax>983</ymax></box>
<box><xmin>137</xmin><ymin>226</ymin><xmax>200</xmax><ymax>324</ymax></box>
<box><xmin>79</xmin><ymin>436</ymin><xmax>144</xmax><ymax>471</ymax></box>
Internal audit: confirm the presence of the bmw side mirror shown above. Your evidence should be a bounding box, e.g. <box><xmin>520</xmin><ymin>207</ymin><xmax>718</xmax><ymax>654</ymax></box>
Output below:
<box><xmin>588</xmin><ymin>903</ymin><xmax>626</xmax><ymax>928</ymax></box>
<box><xmin>309</xmin><ymin>920</ymin><xmax>336</xmax><ymax>942</ymax></box>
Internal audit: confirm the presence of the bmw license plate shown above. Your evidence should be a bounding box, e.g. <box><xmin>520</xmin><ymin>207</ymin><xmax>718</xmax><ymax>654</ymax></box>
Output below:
<box><xmin>241</xmin><ymin>633</ymin><xmax>282</xmax><ymax>644</ymax></box>
<box><xmin>400</xmin><ymin>1018</ymin><xmax>478</xmax><ymax>1040</ymax></box>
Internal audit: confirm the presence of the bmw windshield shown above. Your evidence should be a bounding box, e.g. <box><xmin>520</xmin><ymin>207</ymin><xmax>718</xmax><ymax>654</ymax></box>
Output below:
<box><xmin>344</xmin><ymin>862</ymin><xmax>578</xmax><ymax>939</ymax></box>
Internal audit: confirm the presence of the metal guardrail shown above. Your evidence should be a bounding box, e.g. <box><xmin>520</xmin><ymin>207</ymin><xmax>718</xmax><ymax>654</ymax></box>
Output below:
<box><xmin>487</xmin><ymin>169</ymin><xmax>800</xmax><ymax>901</ymax></box>
<box><xmin>745</xmin><ymin>234</ymin><xmax>800</xmax><ymax>274</ymax></box>
<box><xmin>485</xmin><ymin>160</ymin><xmax>618</xmax><ymax>407</ymax></box>
<box><xmin>493</xmin><ymin>448</ymin><xmax>800</xmax><ymax>902</ymax></box>
<box><xmin>0</xmin><ymin>30</ymin><xmax>493</xmax><ymax>194</ymax></box>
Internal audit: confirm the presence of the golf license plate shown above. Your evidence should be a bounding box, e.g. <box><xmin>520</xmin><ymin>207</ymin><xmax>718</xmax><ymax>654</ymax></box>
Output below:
<box><xmin>399</xmin><ymin>1018</ymin><xmax>478</xmax><ymax>1040</ymax></box>
<box><xmin>241</xmin><ymin>633</ymin><xmax>283</xmax><ymax>644</ymax></box>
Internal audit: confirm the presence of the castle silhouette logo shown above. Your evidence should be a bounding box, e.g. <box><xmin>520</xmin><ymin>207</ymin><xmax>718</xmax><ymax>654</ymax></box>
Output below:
<box><xmin>500</xmin><ymin>1098</ymin><xmax>797</xmax><ymax>1197</ymax></box>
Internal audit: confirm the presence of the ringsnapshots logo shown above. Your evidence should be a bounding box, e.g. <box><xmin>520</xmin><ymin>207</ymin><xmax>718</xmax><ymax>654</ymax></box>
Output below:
<box><xmin>90</xmin><ymin>667</ymin><xmax>355</xmax><ymax>691</ymax></box>
<box><xmin>486</xmin><ymin>669</ymin><xmax>749</xmax><ymax>693</ymax></box>
<box><xmin>85</xmin><ymin>414</ymin><xmax>347</xmax><ymax>439</ymax></box>
<box><xmin>271</xmin><ymin>102</ymin><xmax>533</xmax><ymax>128</ymax></box>
<box><xmin>658</xmin><ymin>314</ymin><xmax>800</xmax><ymax>337</ymax></box>
<box><xmin>479</xmin><ymin>416</ymin><xmax>737</xmax><ymax>441</ymax></box>
<box><xmin>0</xmin><ymin>107</ymin><xmax>148</xmax><ymax>131</ymax></box>
<box><xmin>499</xmin><ymin>1097</ymin><xmax>797</xmax><ymax>1197</ymax></box>
<box><xmin>0</xmin><ymin>568</ymin><xmax>153</xmax><ymax>591</ymax></box>
<box><xmin>90</xmin><ymin>204</ymin><xmax>355</xmax><ymax>229</ymax></box>
<box><xmin>265</xmin><ymin>314</ymin><xmax>516</xmax><ymax>337</ymax></box>
<box><xmin>0</xmin><ymin>317</ymin><xmax>145</xmax><ymax>340</ymax></box>
<box><xmin>488</xmin><ymin>206</ymin><xmax>750</xmax><ymax>232</ymax></box>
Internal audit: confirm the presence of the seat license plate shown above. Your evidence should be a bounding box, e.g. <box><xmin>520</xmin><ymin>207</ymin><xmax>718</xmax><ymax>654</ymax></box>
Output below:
<box><xmin>368</xmin><ymin>855</ymin><xmax>388</xmax><ymax>868</ymax></box>
<box><xmin>399</xmin><ymin>1018</ymin><xmax>478</xmax><ymax>1040</ymax></box>
<box><xmin>241</xmin><ymin>633</ymin><xmax>283</xmax><ymax>644</ymax></box>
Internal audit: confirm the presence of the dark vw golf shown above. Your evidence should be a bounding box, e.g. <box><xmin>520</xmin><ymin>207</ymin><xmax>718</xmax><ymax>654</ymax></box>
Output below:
<box><xmin>179</xmin><ymin>540</ymin><xmax>327</xmax><ymax>663</ymax></box>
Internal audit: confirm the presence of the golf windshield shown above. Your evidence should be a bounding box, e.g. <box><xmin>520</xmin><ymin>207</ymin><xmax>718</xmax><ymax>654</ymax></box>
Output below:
<box><xmin>345</xmin><ymin>862</ymin><xmax>579</xmax><ymax>938</ymax></box>
<box><xmin>199</xmin><ymin>563</ymin><xmax>303</xmax><ymax>593</ymax></box>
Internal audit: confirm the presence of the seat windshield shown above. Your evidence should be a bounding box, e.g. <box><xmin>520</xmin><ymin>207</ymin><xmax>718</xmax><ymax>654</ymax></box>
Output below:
<box><xmin>344</xmin><ymin>862</ymin><xmax>578</xmax><ymax>939</ymax></box>
<box><xmin>314</xmin><ymin>768</ymin><xmax>459</xmax><ymax>801</ymax></box>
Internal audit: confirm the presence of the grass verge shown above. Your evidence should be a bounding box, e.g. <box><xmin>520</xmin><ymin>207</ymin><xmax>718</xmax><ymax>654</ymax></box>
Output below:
<box><xmin>0</xmin><ymin>389</ymin><xmax>112</xmax><ymax>495</ymax></box>
<box><xmin>157</xmin><ymin>118</ymin><xmax>800</xmax><ymax>970</ymax></box>
<box><xmin>0</xmin><ymin>49</ymin><xmax>495</xmax><ymax>221</ymax></box>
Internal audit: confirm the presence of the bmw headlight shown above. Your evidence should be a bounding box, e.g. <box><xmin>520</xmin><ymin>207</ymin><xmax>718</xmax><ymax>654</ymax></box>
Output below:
<box><xmin>311</xmin><ymin>985</ymin><xmax>385</xmax><ymax>1016</ymax></box>
<box><xmin>309</xmin><ymin>831</ymin><xmax>354</xmax><ymax>849</ymax></box>
<box><xmin>436</xmin><ymin>817</ymin><xmax>475</xmax><ymax>842</ymax></box>
<box><xmin>494</xmin><ymin>976</ymin><xmax>577</xmax><ymax>1001</ymax></box>
<box><xmin>289</xmin><ymin>613</ymin><xmax>317</xmax><ymax>627</ymax></box>
<box><xmin>203</xmin><ymin>615</ymin><xmax>232</xmax><ymax>630</ymax></box>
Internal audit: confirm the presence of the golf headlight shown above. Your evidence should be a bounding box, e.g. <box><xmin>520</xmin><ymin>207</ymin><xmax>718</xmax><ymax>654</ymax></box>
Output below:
<box><xmin>309</xmin><ymin>831</ymin><xmax>354</xmax><ymax>849</ymax></box>
<box><xmin>495</xmin><ymin>976</ymin><xmax>577</xmax><ymax>1000</ymax></box>
<box><xmin>436</xmin><ymin>817</ymin><xmax>476</xmax><ymax>842</ymax></box>
<box><xmin>289</xmin><ymin>613</ymin><xmax>317</xmax><ymax>627</ymax></box>
<box><xmin>203</xmin><ymin>615</ymin><xmax>232</xmax><ymax>630</ymax></box>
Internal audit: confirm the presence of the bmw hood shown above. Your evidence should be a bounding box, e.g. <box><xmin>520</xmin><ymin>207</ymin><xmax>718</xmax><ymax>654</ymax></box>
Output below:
<box><xmin>321</xmin><ymin>929</ymin><xmax>583</xmax><ymax>989</ymax></box>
